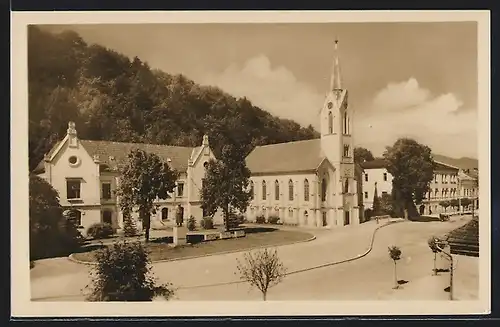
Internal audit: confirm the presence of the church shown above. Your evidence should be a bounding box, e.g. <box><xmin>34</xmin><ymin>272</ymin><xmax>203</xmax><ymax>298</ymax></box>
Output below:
<box><xmin>244</xmin><ymin>40</ymin><xmax>364</xmax><ymax>228</ymax></box>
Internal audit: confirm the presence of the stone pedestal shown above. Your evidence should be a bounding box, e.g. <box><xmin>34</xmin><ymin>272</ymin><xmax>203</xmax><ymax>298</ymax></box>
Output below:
<box><xmin>173</xmin><ymin>226</ymin><xmax>188</xmax><ymax>246</ymax></box>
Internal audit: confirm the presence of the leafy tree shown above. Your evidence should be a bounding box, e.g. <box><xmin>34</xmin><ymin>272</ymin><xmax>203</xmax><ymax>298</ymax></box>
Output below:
<box><xmin>201</xmin><ymin>144</ymin><xmax>252</xmax><ymax>231</ymax></box>
<box><xmin>388</xmin><ymin>246</ymin><xmax>402</xmax><ymax>289</ymax></box>
<box><xmin>117</xmin><ymin>149</ymin><xmax>178</xmax><ymax>242</ymax></box>
<box><xmin>383</xmin><ymin>138</ymin><xmax>434</xmax><ymax>220</ymax></box>
<box><xmin>439</xmin><ymin>200</ymin><xmax>451</xmax><ymax>213</ymax></box>
<box><xmin>460</xmin><ymin>198</ymin><xmax>472</xmax><ymax>211</ymax></box>
<box><xmin>354</xmin><ymin>147</ymin><xmax>375</xmax><ymax>164</ymax></box>
<box><xmin>122</xmin><ymin>210</ymin><xmax>138</xmax><ymax>237</ymax></box>
<box><xmin>427</xmin><ymin>236</ymin><xmax>440</xmax><ymax>275</ymax></box>
<box><xmin>372</xmin><ymin>182</ymin><xmax>381</xmax><ymax>216</ymax></box>
<box><xmin>236</xmin><ymin>248</ymin><xmax>287</xmax><ymax>301</ymax></box>
<box><xmin>29</xmin><ymin>174</ymin><xmax>83</xmax><ymax>260</ymax></box>
<box><xmin>380</xmin><ymin>192</ymin><xmax>394</xmax><ymax>215</ymax></box>
<box><xmin>449</xmin><ymin>199</ymin><xmax>460</xmax><ymax>212</ymax></box>
<box><xmin>86</xmin><ymin>240</ymin><xmax>174</xmax><ymax>301</ymax></box>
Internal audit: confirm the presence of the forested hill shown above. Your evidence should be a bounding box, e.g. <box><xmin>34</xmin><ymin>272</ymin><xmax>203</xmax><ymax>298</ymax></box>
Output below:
<box><xmin>28</xmin><ymin>26</ymin><xmax>319</xmax><ymax>171</ymax></box>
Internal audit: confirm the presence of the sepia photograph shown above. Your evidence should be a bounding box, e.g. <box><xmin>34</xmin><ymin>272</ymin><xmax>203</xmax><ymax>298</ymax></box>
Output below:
<box><xmin>11</xmin><ymin>10</ymin><xmax>490</xmax><ymax>317</ymax></box>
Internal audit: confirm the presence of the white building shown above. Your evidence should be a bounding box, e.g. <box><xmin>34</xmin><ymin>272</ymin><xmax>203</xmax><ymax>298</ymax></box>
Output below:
<box><xmin>33</xmin><ymin>122</ymin><xmax>223</xmax><ymax>236</ymax></box>
<box><xmin>244</xmin><ymin>40</ymin><xmax>364</xmax><ymax>228</ymax></box>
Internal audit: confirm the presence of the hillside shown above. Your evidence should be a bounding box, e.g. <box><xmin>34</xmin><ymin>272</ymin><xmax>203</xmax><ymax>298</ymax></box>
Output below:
<box><xmin>432</xmin><ymin>154</ymin><xmax>478</xmax><ymax>170</ymax></box>
<box><xmin>28</xmin><ymin>26</ymin><xmax>319</xmax><ymax>171</ymax></box>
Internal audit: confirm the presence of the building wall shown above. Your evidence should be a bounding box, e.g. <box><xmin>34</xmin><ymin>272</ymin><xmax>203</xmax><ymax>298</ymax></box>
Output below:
<box><xmin>362</xmin><ymin>167</ymin><xmax>393</xmax><ymax>209</ymax></box>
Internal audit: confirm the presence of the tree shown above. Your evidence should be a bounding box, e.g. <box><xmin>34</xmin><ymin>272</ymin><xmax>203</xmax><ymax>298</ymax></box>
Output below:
<box><xmin>449</xmin><ymin>199</ymin><xmax>460</xmax><ymax>212</ymax></box>
<box><xmin>29</xmin><ymin>174</ymin><xmax>82</xmax><ymax>260</ymax></box>
<box><xmin>372</xmin><ymin>182</ymin><xmax>381</xmax><ymax>216</ymax></box>
<box><xmin>236</xmin><ymin>248</ymin><xmax>287</xmax><ymax>301</ymax></box>
<box><xmin>85</xmin><ymin>240</ymin><xmax>174</xmax><ymax>301</ymax></box>
<box><xmin>117</xmin><ymin>149</ymin><xmax>178</xmax><ymax>242</ymax></box>
<box><xmin>439</xmin><ymin>200</ymin><xmax>451</xmax><ymax>213</ymax></box>
<box><xmin>122</xmin><ymin>210</ymin><xmax>138</xmax><ymax>237</ymax></box>
<box><xmin>388</xmin><ymin>246</ymin><xmax>402</xmax><ymax>289</ymax></box>
<box><xmin>380</xmin><ymin>192</ymin><xmax>394</xmax><ymax>216</ymax></box>
<box><xmin>201</xmin><ymin>144</ymin><xmax>252</xmax><ymax>231</ymax></box>
<box><xmin>427</xmin><ymin>237</ymin><xmax>440</xmax><ymax>275</ymax></box>
<box><xmin>354</xmin><ymin>147</ymin><xmax>375</xmax><ymax>164</ymax></box>
<box><xmin>460</xmin><ymin>198</ymin><xmax>472</xmax><ymax>211</ymax></box>
<box><xmin>383</xmin><ymin>138</ymin><xmax>434</xmax><ymax>220</ymax></box>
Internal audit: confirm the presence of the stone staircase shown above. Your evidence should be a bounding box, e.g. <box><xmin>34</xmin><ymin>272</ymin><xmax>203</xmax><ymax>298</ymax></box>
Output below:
<box><xmin>445</xmin><ymin>217</ymin><xmax>479</xmax><ymax>257</ymax></box>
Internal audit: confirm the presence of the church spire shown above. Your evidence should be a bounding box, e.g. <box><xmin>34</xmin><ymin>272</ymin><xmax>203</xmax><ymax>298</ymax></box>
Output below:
<box><xmin>330</xmin><ymin>39</ymin><xmax>342</xmax><ymax>92</ymax></box>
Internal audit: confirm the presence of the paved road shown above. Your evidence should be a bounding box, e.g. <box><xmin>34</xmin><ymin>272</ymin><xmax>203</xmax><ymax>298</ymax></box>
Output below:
<box><xmin>30</xmin><ymin>216</ymin><xmax>477</xmax><ymax>301</ymax></box>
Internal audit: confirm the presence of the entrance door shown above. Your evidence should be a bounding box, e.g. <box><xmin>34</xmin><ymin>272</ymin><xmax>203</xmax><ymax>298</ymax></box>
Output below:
<box><xmin>419</xmin><ymin>205</ymin><xmax>425</xmax><ymax>215</ymax></box>
<box><xmin>102</xmin><ymin>210</ymin><xmax>112</xmax><ymax>225</ymax></box>
<box><xmin>322</xmin><ymin>212</ymin><xmax>327</xmax><ymax>227</ymax></box>
<box><xmin>344</xmin><ymin>211</ymin><xmax>350</xmax><ymax>226</ymax></box>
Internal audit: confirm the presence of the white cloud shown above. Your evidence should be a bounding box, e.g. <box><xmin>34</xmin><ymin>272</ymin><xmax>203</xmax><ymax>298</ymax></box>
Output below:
<box><xmin>199</xmin><ymin>55</ymin><xmax>477</xmax><ymax>159</ymax></box>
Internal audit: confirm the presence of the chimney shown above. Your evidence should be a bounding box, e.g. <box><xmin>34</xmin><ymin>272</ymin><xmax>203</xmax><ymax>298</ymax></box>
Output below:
<box><xmin>202</xmin><ymin>134</ymin><xmax>209</xmax><ymax>147</ymax></box>
<box><xmin>67</xmin><ymin>121</ymin><xmax>78</xmax><ymax>148</ymax></box>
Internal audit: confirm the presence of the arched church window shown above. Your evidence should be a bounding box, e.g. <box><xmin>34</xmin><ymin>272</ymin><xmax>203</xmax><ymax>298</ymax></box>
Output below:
<box><xmin>344</xmin><ymin>178</ymin><xmax>349</xmax><ymax>194</ymax></box>
<box><xmin>304</xmin><ymin>179</ymin><xmax>310</xmax><ymax>202</ymax></box>
<box><xmin>275</xmin><ymin>180</ymin><xmax>280</xmax><ymax>201</ymax></box>
<box><xmin>328</xmin><ymin>111</ymin><xmax>333</xmax><ymax>134</ymax></box>
<box><xmin>343</xmin><ymin>144</ymin><xmax>350</xmax><ymax>157</ymax></box>
<box><xmin>262</xmin><ymin>181</ymin><xmax>267</xmax><ymax>200</ymax></box>
<box><xmin>288</xmin><ymin>180</ymin><xmax>294</xmax><ymax>201</ymax></box>
<box><xmin>321</xmin><ymin>178</ymin><xmax>327</xmax><ymax>202</ymax></box>
<box><xmin>343</xmin><ymin>112</ymin><xmax>349</xmax><ymax>135</ymax></box>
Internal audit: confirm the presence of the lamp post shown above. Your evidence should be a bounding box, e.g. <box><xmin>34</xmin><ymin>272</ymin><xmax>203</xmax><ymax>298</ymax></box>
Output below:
<box><xmin>436</xmin><ymin>238</ymin><xmax>454</xmax><ymax>301</ymax></box>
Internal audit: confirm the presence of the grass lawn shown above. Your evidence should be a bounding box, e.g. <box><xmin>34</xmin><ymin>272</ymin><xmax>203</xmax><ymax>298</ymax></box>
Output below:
<box><xmin>72</xmin><ymin>227</ymin><xmax>313</xmax><ymax>263</ymax></box>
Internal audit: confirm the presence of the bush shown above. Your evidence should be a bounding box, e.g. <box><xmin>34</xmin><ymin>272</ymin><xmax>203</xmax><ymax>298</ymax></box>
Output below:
<box><xmin>228</xmin><ymin>212</ymin><xmax>245</xmax><ymax>229</ymax></box>
<box><xmin>85</xmin><ymin>240</ymin><xmax>174</xmax><ymax>301</ymax></box>
<box><xmin>256</xmin><ymin>214</ymin><xmax>266</xmax><ymax>224</ymax></box>
<box><xmin>200</xmin><ymin>216</ymin><xmax>214</xmax><ymax>230</ymax></box>
<box><xmin>87</xmin><ymin>222</ymin><xmax>114</xmax><ymax>239</ymax></box>
<box><xmin>187</xmin><ymin>215</ymin><xmax>196</xmax><ymax>231</ymax></box>
<box><xmin>267</xmin><ymin>215</ymin><xmax>280</xmax><ymax>225</ymax></box>
<box><xmin>29</xmin><ymin>175</ymin><xmax>84</xmax><ymax>260</ymax></box>
<box><xmin>122</xmin><ymin>211</ymin><xmax>138</xmax><ymax>237</ymax></box>
<box><xmin>364</xmin><ymin>208</ymin><xmax>373</xmax><ymax>222</ymax></box>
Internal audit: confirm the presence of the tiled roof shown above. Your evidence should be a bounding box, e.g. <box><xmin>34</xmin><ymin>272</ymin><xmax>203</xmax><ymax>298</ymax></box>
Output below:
<box><xmin>245</xmin><ymin>139</ymin><xmax>323</xmax><ymax>174</ymax></box>
<box><xmin>359</xmin><ymin>158</ymin><xmax>387</xmax><ymax>169</ymax></box>
<box><xmin>33</xmin><ymin>139</ymin><xmax>197</xmax><ymax>173</ymax></box>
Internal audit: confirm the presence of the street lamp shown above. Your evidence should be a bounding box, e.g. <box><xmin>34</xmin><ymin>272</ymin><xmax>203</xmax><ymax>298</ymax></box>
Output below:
<box><xmin>435</xmin><ymin>238</ymin><xmax>454</xmax><ymax>301</ymax></box>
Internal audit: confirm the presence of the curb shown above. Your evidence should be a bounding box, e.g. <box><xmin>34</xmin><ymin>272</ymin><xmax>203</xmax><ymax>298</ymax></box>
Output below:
<box><xmin>68</xmin><ymin>234</ymin><xmax>317</xmax><ymax>266</ymax></box>
<box><xmin>178</xmin><ymin>219</ymin><xmax>405</xmax><ymax>290</ymax></box>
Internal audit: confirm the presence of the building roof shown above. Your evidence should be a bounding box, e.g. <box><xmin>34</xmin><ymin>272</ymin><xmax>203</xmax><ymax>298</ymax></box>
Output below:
<box><xmin>34</xmin><ymin>139</ymin><xmax>198</xmax><ymax>173</ymax></box>
<box><xmin>245</xmin><ymin>139</ymin><xmax>324</xmax><ymax>174</ymax></box>
<box><xmin>359</xmin><ymin>158</ymin><xmax>388</xmax><ymax>169</ymax></box>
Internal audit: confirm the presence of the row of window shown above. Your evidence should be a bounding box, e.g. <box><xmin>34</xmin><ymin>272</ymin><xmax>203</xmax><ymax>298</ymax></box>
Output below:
<box><xmin>364</xmin><ymin>191</ymin><xmax>388</xmax><ymax>199</ymax></box>
<box><xmin>426</xmin><ymin>187</ymin><xmax>477</xmax><ymax>199</ymax></box>
<box><xmin>327</xmin><ymin>111</ymin><xmax>350</xmax><ymax>135</ymax></box>
<box><xmin>364</xmin><ymin>172</ymin><xmax>388</xmax><ymax>182</ymax></box>
<box><xmin>433</xmin><ymin>173</ymin><xmax>457</xmax><ymax>184</ymax></box>
<box><xmin>66</xmin><ymin>180</ymin><xmax>185</xmax><ymax>200</ymax></box>
<box><xmin>250</xmin><ymin>178</ymin><xmax>351</xmax><ymax>202</ymax></box>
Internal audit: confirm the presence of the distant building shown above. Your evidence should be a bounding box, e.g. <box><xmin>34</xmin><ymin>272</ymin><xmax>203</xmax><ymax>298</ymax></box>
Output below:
<box><xmin>244</xmin><ymin>40</ymin><xmax>363</xmax><ymax>228</ymax></box>
<box><xmin>360</xmin><ymin>158</ymin><xmax>479</xmax><ymax>215</ymax></box>
<box><xmin>33</xmin><ymin>122</ymin><xmax>222</xmax><ymax>236</ymax></box>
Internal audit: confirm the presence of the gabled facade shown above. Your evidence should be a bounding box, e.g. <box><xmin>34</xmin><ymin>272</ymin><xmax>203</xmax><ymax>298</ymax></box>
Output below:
<box><xmin>34</xmin><ymin>122</ymin><xmax>222</xmax><ymax>235</ymax></box>
<box><xmin>244</xmin><ymin>40</ymin><xmax>362</xmax><ymax>228</ymax></box>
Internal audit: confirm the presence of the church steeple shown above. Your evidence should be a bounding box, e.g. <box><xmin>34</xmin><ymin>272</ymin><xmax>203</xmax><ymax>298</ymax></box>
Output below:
<box><xmin>330</xmin><ymin>39</ymin><xmax>342</xmax><ymax>92</ymax></box>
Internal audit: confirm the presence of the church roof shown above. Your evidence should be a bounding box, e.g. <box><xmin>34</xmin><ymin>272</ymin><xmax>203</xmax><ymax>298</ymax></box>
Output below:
<box><xmin>245</xmin><ymin>139</ymin><xmax>323</xmax><ymax>175</ymax></box>
<box><xmin>359</xmin><ymin>158</ymin><xmax>388</xmax><ymax>169</ymax></box>
<box><xmin>33</xmin><ymin>139</ymin><xmax>197</xmax><ymax>173</ymax></box>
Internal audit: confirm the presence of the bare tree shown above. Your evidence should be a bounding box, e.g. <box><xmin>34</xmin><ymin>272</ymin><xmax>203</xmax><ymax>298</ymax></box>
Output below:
<box><xmin>236</xmin><ymin>248</ymin><xmax>287</xmax><ymax>301</ymax></box>
<box><xmin>388</xmin><ymin>245</ymin><xmax>402</xmax><ymax>289</ymax></box>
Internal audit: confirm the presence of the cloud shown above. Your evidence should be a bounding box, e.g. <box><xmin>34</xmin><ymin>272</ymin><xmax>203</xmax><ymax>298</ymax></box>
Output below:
<box><xmin>199</xmin><ymin>55</ymin><xmax>477</xmax><ymax>158</ymax></box>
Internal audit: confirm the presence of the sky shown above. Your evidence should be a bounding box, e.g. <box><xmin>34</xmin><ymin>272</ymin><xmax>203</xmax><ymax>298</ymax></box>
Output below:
<box><xmin>43</xmin><ymin>22</ymin><xmax>478</xmax><ymax>159</ymax></box>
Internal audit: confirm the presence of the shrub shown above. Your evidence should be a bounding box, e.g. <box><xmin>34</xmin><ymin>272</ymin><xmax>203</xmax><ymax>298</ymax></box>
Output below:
<box><xmin>267</xmin><ymin>215</ymin><xmax>280</xmax><ymax>225</ymax></box>
<box><xmin>85</xmin><ymin>240</ymin><xmax>174</xmax><ymax>301</ymax></box>
<box><xmin>364</xmin><ymin>208</ymin><xmax>373</xmax><ymax>222</ymax></box>
<box><xmin>122</xmin><ymin>211</ymin><xmax>138</xmax><ymax>237</ymax></box>
<box><xmin>228</xmin><ymin>212</ymin><xmax>245</xmax><ymax>229</ymax></box>
<box><xmin>200</xmin><ymin>216</ymin><xmax>214</xmax><ymax>230</ymax></box>
<box><xmin>256</xmin><ymin>214</ymin><xmax>266</xmax><ymax>224</ymax></box>
<box><xmin>87</xmin><ymin>222</ymin><xmax>114</xmax><ymax>239</ymax></box>
<box><xmin>187</xmin><ymin>215</ymin><xmax>196</xmax><ymax>231</ymax></box>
